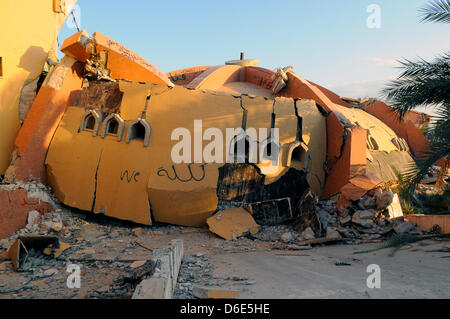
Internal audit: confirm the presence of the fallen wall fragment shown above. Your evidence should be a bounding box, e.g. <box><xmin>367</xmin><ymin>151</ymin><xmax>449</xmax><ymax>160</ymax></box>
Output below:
<box><xmin>0</xmin><ymin>184</ymin><xmax>53</xmax><ymax>239</ymax></box>
<box><xmin>405</xmin><ymin>215</ymin><xmax>450</xmax><ymax>234</ymax></box>
<box><xmin>206</xmin><ymin>208</ymin><xmax>260</xmax><ymax>241</ymax></box>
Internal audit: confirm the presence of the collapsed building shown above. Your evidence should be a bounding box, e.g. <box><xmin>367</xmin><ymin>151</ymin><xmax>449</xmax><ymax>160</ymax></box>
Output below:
<box><xmin>0</xmin><ymin>21</ymin><xmax>436</xmax><ymax>239</ymax></box>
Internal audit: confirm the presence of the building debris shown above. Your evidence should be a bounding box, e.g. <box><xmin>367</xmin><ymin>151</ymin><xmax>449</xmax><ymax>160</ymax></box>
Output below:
<box><xmin>0</xmin><ymin>4</ymin><xmax>448</xmax><ymax>300</ymax></box>
<box><xmin>192</xmin><ymin>286</ymin><xmax>239</xmax><ymax>299</ymax></box>
<box><xmin>7</xmin><ymin>235</ymin><xmax>64</xmax><ymax>271</ymax></box>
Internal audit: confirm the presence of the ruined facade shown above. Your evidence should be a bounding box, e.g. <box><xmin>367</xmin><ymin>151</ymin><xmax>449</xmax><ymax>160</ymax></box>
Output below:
<box><xmin>0</xmin><ymin>28</ymin><xmax>434</xmax><ymax>238</ymax></box>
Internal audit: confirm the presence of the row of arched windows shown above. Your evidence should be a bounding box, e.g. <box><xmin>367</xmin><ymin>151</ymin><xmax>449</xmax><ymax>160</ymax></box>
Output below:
<box><xmin>79</xmin><ymin>110</ymin><xmax>151</xmax><ymax>147</ymax></box>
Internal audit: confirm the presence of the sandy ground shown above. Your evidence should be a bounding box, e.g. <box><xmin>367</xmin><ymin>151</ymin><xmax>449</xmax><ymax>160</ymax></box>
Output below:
<box><xmin>0</xmin><ymin>207</ymin><xmax>449</xmax><ymax>299</ymax></box>
<box><xmin>207</xmin><ymin>242</ymin><xmax>450</xmax><ymax>299</ymax></box>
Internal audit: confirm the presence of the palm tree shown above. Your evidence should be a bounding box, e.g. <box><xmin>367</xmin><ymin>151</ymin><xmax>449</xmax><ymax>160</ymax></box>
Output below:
<box><xmin>419</xmin><ymin>0</ymin><xmax>450</xmax><ymax>23</ymax></box>
<box><xmin>382</xmin><ymin>0</ymin><xmax>450</xmax><ymax>191</ymax></box>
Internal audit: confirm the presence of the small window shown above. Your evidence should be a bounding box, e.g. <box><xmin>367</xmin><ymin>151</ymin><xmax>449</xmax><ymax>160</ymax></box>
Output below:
<box><xmin>107</xmin><ymin>120</ymin><xmax>118</xmax><ymax>134</ymax></box>
<box><xmin>127</xmin><ymin>119</ymin><xmax>151</xmax><ymax>147</ymax></box>
<box><xmin>101</xmin><ymin>114</ymin><xmax>125</xmax><ymax>141</ymax></box>
<box><xmin>85</xmin><ymin>114</ymin><xmax>96</xmax><ymax>130</ymax></box>
<box><xmin>129</xmin><ymin>122</ymin><xmax>146</xmax><ymax>141</ymax></box>
<box><xmin>80</xmin><ymin>110</ymin><xmax>102</xmax><ymax>136</ymax></box>
<box><xmin>286</xmin><ymin>141</ymin><xmax>309</xmax><ymax>171</ymax></box>
<box><xmin>292</xmin><ymin>146</ymin><xmax>305</xmax><ymax>163</ymax></box>
<box><xmin>228</xmin><ymin>134</ymin><xmax>258</xmax><ymax>164</ymax></box>
<box><xmin>260</xmin><ymin>138</ymin><xmax>280</xmax><ymax>164</ymax></box>
<box><xmin>368</xmin><ymin>136</ymin><xmax>379</xmax><ymax>150</ymax></box>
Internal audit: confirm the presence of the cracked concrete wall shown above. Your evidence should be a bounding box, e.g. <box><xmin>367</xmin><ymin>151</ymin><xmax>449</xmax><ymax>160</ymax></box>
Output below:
<box><xmin>364</xmin><ymin>101</ymin><xmax>433</xmax><ymax>159</ymax></box>
<box><xmin>45</xmin><ymin>79</ymin><xmax>327</xmax><ymax>227</ymax></box>
<box><xmin>236</xmin><ymin>66</ymin><xmax>416</xmax><ymax>198</ymax></box>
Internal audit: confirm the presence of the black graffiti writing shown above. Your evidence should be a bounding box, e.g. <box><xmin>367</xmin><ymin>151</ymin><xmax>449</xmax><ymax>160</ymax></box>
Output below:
<box><xmin>120</xmin><ymin>170</ymin><xmax>140</xmax><ymax>183</ymax></box>
<box><xmin>157</xmin><ymin>163</ymin><xmax>208</xmax><ymax>183</ymax></box>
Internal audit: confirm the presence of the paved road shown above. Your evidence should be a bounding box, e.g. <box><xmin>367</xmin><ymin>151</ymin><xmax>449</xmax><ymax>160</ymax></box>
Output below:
<box><xmin>209</xmin><ymin>241</ymin><xmax>450</xmax><ymax>299</ymax></box>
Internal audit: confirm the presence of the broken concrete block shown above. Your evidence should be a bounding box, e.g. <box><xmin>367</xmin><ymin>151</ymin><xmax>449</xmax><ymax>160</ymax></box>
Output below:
<box><xmin>326</xmin><ymin>227</ymin><xmax>342</xmax><ymax>239</ymax></box>
<box><xmin>132</xmin><ymin>239</ymin><xmax>183</xmax><ymax>299</ymax></box>
<box><xmin>130</xmin><ymin>260</ymin><xmax>147</xmax><ymax>269</ymax></box>
<box><xmin>363</xmin><ymin>196</ymin><xmax>377</xmax><ymax>208</ymax></box>
<box><xmin>0</xmin><ymin>188</ymin><xmax>53</xmax><ymax>239</ymax></box>
<box><xmin>352</xmin><ymin>210</ymin><xmax>375</xmax><ymax>228</ymax></box>
<box><xmin>336</xmin><ymin>195</ymin><xmax>352</xmax><ymax>216</ymax></box>
<box><xmin>133</xmin><ymin>278</ymin><xmax>166</xmax><ymax>299</ymax></box>
<box><xmin>301</xmin><ymin>227</ymin><xmax>316</xmax><ymax>240</ymax></box>
<box><xmin>60</xmin><ymin>30</ymin><xmax>91</xmax><ymax>62</ymax></box>
<box><xmin>386</xmin><ymin>194</ymin><xmax>404</xmax><ymax>219</ymax></box>
<box><xmin>317</xmin><ymin>210</ymin><xmax>330</xmax><ymax>229</ymax></box>
<box><xmin>26</xmin><ymin>210</ymin><xmax>40</xmax><ymax>230</ymax></box>
<box><xmin>206</xmin><ymin>208</ymin><xmax>260</xmax><ymax>241</ymax></box>
<box><xmin>339</xmin><ymin>215</ymin><xmax>351</xmax><ymax>225</ymax></box>
<box><xmin>339</xmin><ymin>174</ymin><xmax>383</xmax><ymax>202</ymax></box>
<box><xmin>192</xmin><ymin>286</ymin><xmax>239</xmax><ymax>299</ymax></box>
<box><xmin>394</xmin><ymin>222</ymin><xmax>416</xmax><ymax>234</ymax></box>
<box><xmin>280</xmin><ymin>232</ymin><xmax>294</xmax><ymax>243</ymax></box>
<box><xmin>93</xmin><ymin>31</ymin><xmax>173</xmax><ymax>85</ymax></box>
<box><xmin>375</xmin><ymin>190</ymin><xmax>394</xmax><ymax>210</ymax></box>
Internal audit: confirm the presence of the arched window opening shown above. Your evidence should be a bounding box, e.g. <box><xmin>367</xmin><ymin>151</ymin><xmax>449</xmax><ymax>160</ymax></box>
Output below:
<box><xmin>101</xmin><ymin>114</ymin><xmax>125</xmax><ymax>141</ymax></box>
<box><xmin>127</xmin><ymin>119</ymin><xmax>151</xmax><ymax>147</ymax></box>
<box><xmin>80</xmin><ymin>110</ymin><xmax>102</xmax><ymax>136</ymax></box>
<box><xmin>228</xmin><ymin>133</ymin><xmax>259</xmax><ymax>164</ymax></box>
<box><xmin>260</xmin><ymin>138</ymin><xmax>280</xmax><ymax>164</ymax></box>
<box><xmin>129</xmin><ymin>121</ymin><xmax>146</xmax><ymax>141</ymax></box>
<box><xmin>107</xmin><ymin>119</ymin><xmax>119</xmax><ymax>134</ymax></box>
<box><xmin>286</xmin><ymin>141</ymin><xmax>309</xmax><ymax>172</ymax></box>
<box><xmin>367</xmin><ymin>135</ymin><xmax>379</xmax><ymax>151</ymax></box>
<box><xmin>85</xmin><ymin>114</ymin><xmax>96</xmax><ymax>130</ymax></box>
<box><xmin>232</xmin><ymin>137</ymin><xmax>250</xmax><ymax>163</ymax></box>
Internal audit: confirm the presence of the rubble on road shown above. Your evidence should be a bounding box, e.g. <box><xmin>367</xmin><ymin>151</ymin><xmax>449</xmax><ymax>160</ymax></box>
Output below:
<box><xmin>313</xmin><ymin>189</ymin><xmax>424</xmax><ymax>242</ymax></box>
<box><xmin>192</xmin><ymin>286</ymin><xmax>239</xmax><ymax>299</ymax></box>
<box><xmin>174</xmin><ymin>253</ymin><xmax>215</xmax><ymax>299</ymax></box>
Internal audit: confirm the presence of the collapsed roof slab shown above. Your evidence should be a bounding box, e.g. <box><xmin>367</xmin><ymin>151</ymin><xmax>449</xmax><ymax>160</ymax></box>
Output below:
<box><xmin>94</xmin><ymin>31</ymin><xmax>173</xmax><ymax>86</ymax></box>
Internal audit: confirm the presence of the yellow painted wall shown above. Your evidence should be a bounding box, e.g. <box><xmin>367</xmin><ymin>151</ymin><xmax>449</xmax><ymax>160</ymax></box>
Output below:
<box><xmin>0</xmin><ymin>0</ymin><xmax>76</xmax><ymax>174</ymax></box>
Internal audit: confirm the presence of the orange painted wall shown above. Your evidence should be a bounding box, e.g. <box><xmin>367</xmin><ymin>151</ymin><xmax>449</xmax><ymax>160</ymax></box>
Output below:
<box><xmin>365</xmin><ymin>101</ymin><xmax>431</xmax><ymax>157</ymax></box>
<box><xmin>322</xmin><ymin>126</ymin><xmax>367</xmax><ymax>198</ymax></box>
<box><xmin>8</xmin><ymin>61</ymin><xmax>84</xmax><ymax>182</ymax></box>
<box><xmin>0</xmin><ymin>188</ymin><xmax>52</xmax><ymax>239</ymax></box>
<box><xmin>93</xmin><ymin>32</ymin><xmax>173</xmax><ymax>86</ymax></box>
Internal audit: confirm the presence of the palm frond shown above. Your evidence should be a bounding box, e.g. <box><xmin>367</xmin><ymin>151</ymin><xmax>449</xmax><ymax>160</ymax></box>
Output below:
<box><xmin>381</xmin><ymin>53</ymin><xmax>450</xmax><ymax>119</ymax></box>
<box><xmin>419</xmin><ymin>0</ymin><xmax>450</xmax><ymax>23</ymax></box>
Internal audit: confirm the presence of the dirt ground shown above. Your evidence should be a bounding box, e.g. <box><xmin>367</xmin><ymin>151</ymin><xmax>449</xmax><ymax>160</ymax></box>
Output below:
<box><xmin>0</xmin><ymin>205</ymin><xmax>449</xmax><ymax>299</ymax></box>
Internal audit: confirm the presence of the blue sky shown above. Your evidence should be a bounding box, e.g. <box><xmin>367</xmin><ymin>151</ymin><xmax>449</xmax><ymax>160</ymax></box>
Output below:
<box><xmin>59</xmin><ymin>0</ymin><xmax>449</xmax><ymax>101</ymax></box>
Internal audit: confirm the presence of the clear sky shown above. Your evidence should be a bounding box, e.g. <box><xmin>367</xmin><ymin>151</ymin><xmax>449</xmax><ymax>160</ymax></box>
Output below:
<box><xmin>58</xmin><ymin>0</ymin><xmax>449</xmax><ymax>101</ymax></box>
